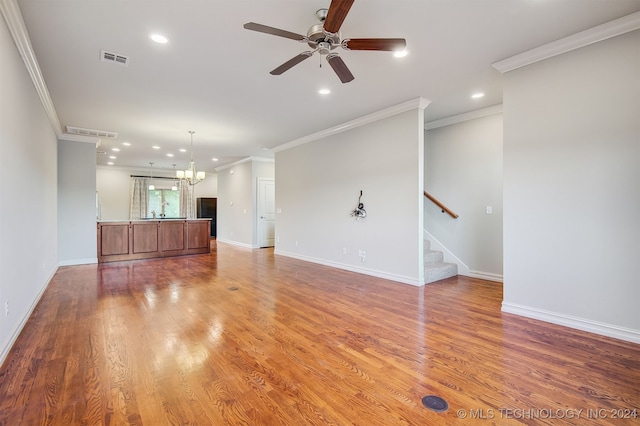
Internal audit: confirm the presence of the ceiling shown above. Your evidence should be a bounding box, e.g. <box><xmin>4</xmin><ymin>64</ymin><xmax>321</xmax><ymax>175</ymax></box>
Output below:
<box><xmin>14</xmin><ymin>0</ymin><xmax>640</xmax><ymax>173</ymax></box>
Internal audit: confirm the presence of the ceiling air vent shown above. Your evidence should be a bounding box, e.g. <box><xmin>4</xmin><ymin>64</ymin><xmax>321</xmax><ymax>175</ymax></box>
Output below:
<box><xmin>100</xmin><ymin>49</ymin><xmax>129</xmax><ymax>66</ymax></box>
<box><xmin>66</xmin><ymin>126</ymin><xmax>118</xmax><ymax>139</ymax></box>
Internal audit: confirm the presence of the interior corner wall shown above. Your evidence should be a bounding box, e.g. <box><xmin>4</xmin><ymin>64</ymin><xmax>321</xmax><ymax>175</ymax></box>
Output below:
<box><xmin>502</xmin><ymin>30</ymin><xmax>640</xmax><ymax>341</ymax></box>
<box><xmin>58</xmin><ymin>139</ymin><xmax>97</xmax><ymax>265</ymax></box>
<box><xmin>216</xmin><ymin>160</ymin><xmax>256</xmax><ymax>247</ymax></box>
<box><xmin>0</xmin><ymin>15</ymin><xmax>59</xmax><ymax>363</ymax></box>
<box><xmin>424</xmin><ymin>113</ymin><xmax>503</xmax><ymax>278</ymax></box>
<box><xmin>275</xmin><ymin>109</ymin><xmax>424</xmax><ymax>285</ymax></box>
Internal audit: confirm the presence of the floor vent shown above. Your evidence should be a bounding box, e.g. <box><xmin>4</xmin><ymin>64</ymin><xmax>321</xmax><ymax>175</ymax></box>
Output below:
<box><xmin>100</xmin><ymin>49</ymin><xmax>129</xmax><ymax>66</ymax></box>
<box><xmin>421</xmin><ymin>395</ymin><xmax>449</xmax><ymax>412</ymax></box>
<box><xmin>66</xmin><ymin>126</ymin><xmax>118</xmax><ymax>139</ymax></box>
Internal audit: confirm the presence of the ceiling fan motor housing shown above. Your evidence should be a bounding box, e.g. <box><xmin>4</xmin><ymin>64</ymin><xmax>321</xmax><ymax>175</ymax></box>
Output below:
<box><xmin>307</xmin><ymin>23</ymin><xmax>340</xmax><ymax>52</ymax></box>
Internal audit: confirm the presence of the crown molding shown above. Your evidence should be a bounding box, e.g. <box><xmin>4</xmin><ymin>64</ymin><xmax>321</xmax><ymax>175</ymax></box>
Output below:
<box><xmin>425</xmin><ymin>104</ymin><xmax>503</xmax><ymax>130</ymax></box>
<box><xmin>58</xmin><ymin>133</ymin><xmax>101</xmax><ymax>144</ymax></box>
<box><xmin>272</xmin><ymin>97</ymin><xmax>431</xmax><ymax>154</ymax></box>
<box><xmin>0</xmin><ymin>0</ymin><xmax>62</xmax><ymax>136</ymax></box>
<box><xmin>250</xmin><ymin>156</ymin><xmax>275</xmax><ymax>163</ymax></box>
<box><xmin>493</xmin><ymin>11</ymin><xmax>640</xmax><ymax>73</ymax></box>
<box><xmin>214</xmin><ymin>156</ymin><xmax>274</xmax><ymax>172</ymax></box>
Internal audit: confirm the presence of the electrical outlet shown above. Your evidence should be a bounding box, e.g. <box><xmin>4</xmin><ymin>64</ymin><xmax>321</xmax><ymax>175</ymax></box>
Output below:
<box><xmin>342</xmin><ymin>248</ymin><xmax>347</xmax><ymax>255</ymax></box>
<box><xmin>295</xmin><ymin>240</ymin><xmax>299</xmax><ymax>247</ymax></box>
<box><xmin>5</xmin><ymin>300</ymin><xmax>8</xmax><ymax>317</ymax></box>
<box><xmin>486</xmin><ymin>206</ymin><xmax>493</xmax><ymax>214</ymax></box>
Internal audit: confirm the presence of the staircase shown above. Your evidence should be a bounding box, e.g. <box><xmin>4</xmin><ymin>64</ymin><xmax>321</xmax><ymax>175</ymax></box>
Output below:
<box><xmin>424</xmin><ymin>239</ymin><xmax>458</xmax><ymax>284</ymax></box>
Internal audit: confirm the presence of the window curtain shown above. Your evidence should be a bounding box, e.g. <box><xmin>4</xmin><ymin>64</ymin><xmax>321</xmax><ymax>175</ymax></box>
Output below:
<box><xmin>129</xmin><ymin>177</ymin><xmax>149</xmax><ymax>220</ymax></box>
<box><xmin>179</xmin><ymin>181</ymin><xmax>195</xmax><ymax>219</ymax></box>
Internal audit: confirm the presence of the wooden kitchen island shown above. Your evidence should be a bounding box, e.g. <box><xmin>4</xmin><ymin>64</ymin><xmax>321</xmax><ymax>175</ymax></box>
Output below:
<box><xmin>97</xmin><ymin>219</ymin><xmax>211</xmax><ymax>263</ymax></box>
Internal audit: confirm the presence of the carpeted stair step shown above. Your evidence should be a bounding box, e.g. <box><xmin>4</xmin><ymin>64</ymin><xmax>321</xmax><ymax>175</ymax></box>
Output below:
<box><xmin>425</xmin><ymin>261</ymin><xmax>458</xmax><ymax>284</ymax></box>
<box><xmin>424</xmin><ymin>249</ymin><xmax>443</xmax><ymax>264</ymax></box>
<box><xmin>424</xmin><ymin>238</ymin><xmax>458</xmax><ymax>284</ymax></box>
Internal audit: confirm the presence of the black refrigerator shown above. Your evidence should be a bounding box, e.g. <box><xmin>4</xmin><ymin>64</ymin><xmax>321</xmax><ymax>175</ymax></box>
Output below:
<box><xmin>196</xmin><ymin>198</ymin><xmax>217</xmax><ymax>237</ymax></box>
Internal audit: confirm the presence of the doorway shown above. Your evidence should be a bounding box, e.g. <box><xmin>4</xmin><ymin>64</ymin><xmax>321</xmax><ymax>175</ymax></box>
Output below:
<box><xmin>257</xmin><ymin>178</ymin><xmax>275</xmax><ymax>247</ymax></box>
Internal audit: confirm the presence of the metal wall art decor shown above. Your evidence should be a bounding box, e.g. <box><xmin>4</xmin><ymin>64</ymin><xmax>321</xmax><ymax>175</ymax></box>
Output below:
<box><xmin>351</xmin><ymin>190</ymin><xmax>367</xmax><ymax>220</ymax></box>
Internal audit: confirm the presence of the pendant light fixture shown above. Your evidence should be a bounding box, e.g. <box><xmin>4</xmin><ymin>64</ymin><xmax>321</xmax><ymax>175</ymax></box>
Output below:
<box><xmin>176</xmin><ymin>130</ymin><xmax>205</xmax><ymax>185</ymax></box>
<box><xmin>148</xmin><ymin>162</ymin><xmax>155</xmax><ymax>190</ymax></box>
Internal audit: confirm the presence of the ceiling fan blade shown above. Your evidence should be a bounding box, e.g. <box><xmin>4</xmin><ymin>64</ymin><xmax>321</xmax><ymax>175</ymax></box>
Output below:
<box><xmin>327</xmin><ymin>54</ymin><xmax>354</xmax><ymax>83</ymax></box>
<box><xmin>270</xmin><ymin>52</ymin><xmax>313</xmax><ymax>75</ymax></box>
<box><xmin>342</xmin><ymin>38</ymin><xmax>407</xmax><ymax>51</ymax></box>
<box><xmin>243</xmin><ymin>22</ymin><xmax>306</xmax><ymax>41</ymax></box>
<box><xmin>323</xmin><ymin>0</ymin><xmax>355</xmax><ymax>34</ymax></box>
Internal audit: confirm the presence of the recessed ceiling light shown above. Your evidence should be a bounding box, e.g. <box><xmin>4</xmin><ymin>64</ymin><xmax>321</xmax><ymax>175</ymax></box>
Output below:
<box><xmin>109</xmin><ymin>156</ymin><xmax>117</xmax><ymax>159</ymax></box>
<box><xmin>212</xmin><ymin>158</ymin><xmax>219</xmax><ymax>162</ymax></box>
<box><xmin>166</xmin><ymin>153</ymin><xmax>174</xmax><ymax>157</ymax></box>
<box><xmin>393</xmin><ymin>49</ymin><xmax>409</xmax><ymax>58</ymax></box>
<box><xmin>152</xmin><ymin>145</ymin><xmax>160</xmax><ymax>149</ymax></box>
<box><xmin>150</xmin><ymin>33</ymin><xmax>168</xmax><ymax>44</ymax></box>
<box><xmin>122</xmin><ymin>142</ymin><xmax>131</xmax><ymax>146</ymax></box>
<box><xmin>107</xmin><ymin>162</ymin><xmax>114</xmax><ymax>165</ymax></box>
<box><xmin>318</xmin><ymin>88</ymin><xmax>331</xmax><ymax>95</ymax></box>
<box><xmin>179</xmin><ymin>148</ymin><xmax>187</xmax><ymax>153</ymax></box>
<box><xmin>112</xmin><ymin>147</ymin><xmax>120</xmax><ymax>152</ymax></box>
<box><xmin>471</xmin><ymin>92</ymin><xmax>485</xmax><ymax>99</ymax></box>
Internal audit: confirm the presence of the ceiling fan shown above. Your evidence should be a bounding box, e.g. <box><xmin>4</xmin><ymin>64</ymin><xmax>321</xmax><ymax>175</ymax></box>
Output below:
<box><xmin>243</xmin><ymin>0</ymin><xmax>406</xmax><ymax>83</ymax></box>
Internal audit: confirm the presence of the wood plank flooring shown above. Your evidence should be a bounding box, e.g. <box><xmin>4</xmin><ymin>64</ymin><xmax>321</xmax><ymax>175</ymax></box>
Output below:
<box><xmin>0</xmin><ymin>242</ymin><xmax>638</xmax><ymax>425</ymax></box>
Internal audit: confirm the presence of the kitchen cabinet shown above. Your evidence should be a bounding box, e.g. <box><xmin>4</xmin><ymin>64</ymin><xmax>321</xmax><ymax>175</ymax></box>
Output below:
<box><xmin>97</xmin><ymin>219</ymin><xmax>211</xmax><ymax>263</ymax></box>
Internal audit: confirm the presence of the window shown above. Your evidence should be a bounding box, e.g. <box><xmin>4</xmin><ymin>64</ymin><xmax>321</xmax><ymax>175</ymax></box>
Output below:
<box><xmin>148</xmin><ymin>188</ymin><xmax>180</xmax><ymax>218</ymax></box>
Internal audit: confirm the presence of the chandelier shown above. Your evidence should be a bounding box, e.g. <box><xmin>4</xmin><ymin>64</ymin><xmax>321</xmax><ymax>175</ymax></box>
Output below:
<box><xmin>176</xmin><ymin>130</ymin><xmax>205</xmax><ymax>185</ymax></box>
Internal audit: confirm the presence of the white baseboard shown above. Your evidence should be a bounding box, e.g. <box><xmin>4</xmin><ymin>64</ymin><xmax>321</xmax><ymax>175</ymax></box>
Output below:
<box><xmin>0</xmin><ymin>266</ymin><xmax>58</xmax><ymax>366</ymax></box>
<box><xmin>502</xmin><ymin>302</ymin><xmax>640</xmax><ymax>344</ymax></box>
<box><xmin>468</xmin><ymin>270</ymin><xmax>503</xmax><ymax>282</ymax></box>
<box><xmin>58</xmin><ymin>257</ymin><xmax>97</xmax><ymax>267</ymax></box>
<box><xmin>274</xmin><ymin>249</ymin><xmax>423</xmax><ymax>286</ymax></box>
<box><xmin>216</xmin><ymin>238</ymin><xmax>255</xmax><ymax>249</ymax></box>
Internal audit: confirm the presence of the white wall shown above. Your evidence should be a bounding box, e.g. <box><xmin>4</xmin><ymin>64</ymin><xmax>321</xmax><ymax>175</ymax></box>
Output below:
<box><xmin>425</xmin><ymin>111</ymin><xmax>503</xmax><ymax>279</ymax></box>
<box><xmin>96</xmin><ymin>165</ymin><xmax>218</xmax><ymax>221</ymax></box>
<box><xmin>502</xmin><ymin>30</ymin><xmax>640</xmax><ymax>342</ymax></box>
<box><xmin>96</xmin><ymin>166</ymin><xmax>132</xmax><ymax>220</ymax></box>
<box><xmin>275</xmin><ymin>103</ymin><xmax>426</xmax><ymax>285</ymax></box>
<box><xmin>216</xmin><ymin>158</ymin><xmax>274</xmax><ymax>248</ymax></box>
<box><xmin>194</xmin><ymin>171</ymin><xmax>218</xmax><ymax>200</ymax></box>
<box><xmin>0</xmin><ymin>15</ymin><xmax>59</xmax><ymax>362</ymax></box>
<box><xmin>58</xmin><ymin>139</ymin><xmax>97</xmax><ymax>265</ymax></box>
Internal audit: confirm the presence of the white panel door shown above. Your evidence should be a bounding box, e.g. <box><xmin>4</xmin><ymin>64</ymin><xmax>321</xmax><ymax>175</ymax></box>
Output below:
<box><xmin>258</xmin><ymin>178</ymin><xmax>275</xmax><ymax>247</ymax></box>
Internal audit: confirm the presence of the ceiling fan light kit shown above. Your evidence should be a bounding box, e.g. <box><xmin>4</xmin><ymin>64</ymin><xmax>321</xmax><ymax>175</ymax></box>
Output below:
<box><xmin>243</xmin><ymin>0</ymin><xmax>406</xmax><ymax>83</ymax></box>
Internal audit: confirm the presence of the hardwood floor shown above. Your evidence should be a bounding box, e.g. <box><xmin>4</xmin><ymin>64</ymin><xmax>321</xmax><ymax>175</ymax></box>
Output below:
<box><xmin>0</xmin><ymin>242</ymin><xmax>638</xmax><ymax>425</ymax></box>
